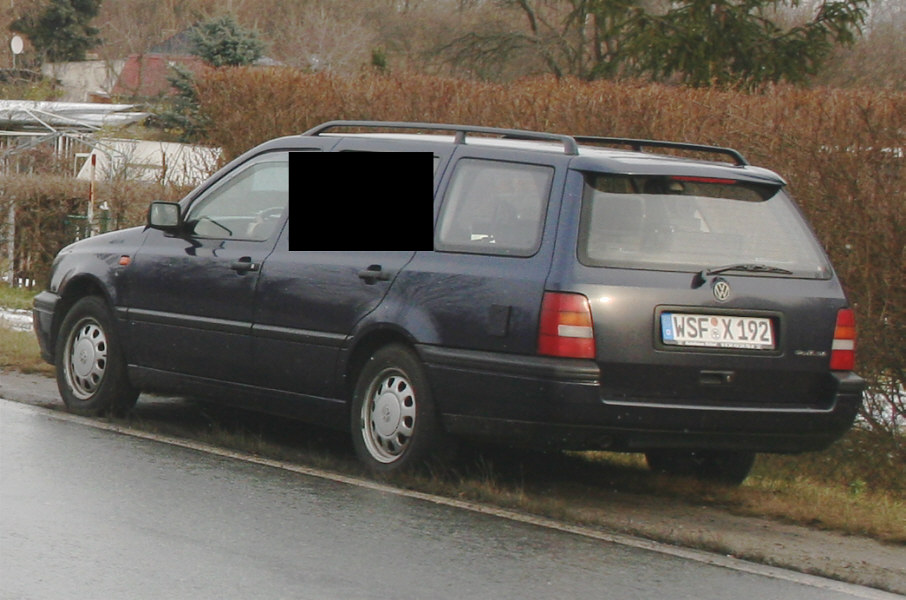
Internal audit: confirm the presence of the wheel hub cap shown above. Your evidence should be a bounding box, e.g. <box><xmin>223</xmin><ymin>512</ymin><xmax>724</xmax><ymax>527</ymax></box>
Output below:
<box><xmin>66</xmin><ymin>321</ymin><xmax>108</xmax><ymax>399</ymax></box>
<box><xmin>362</xmin><ymin>372</ymin><xmax>417</xmax><ymax>463</ymax></box>
<box><xmin>73</xmin><ymin>338</ymin><xmax>96</xmax><ymax>378</ymax></box>
<box><xmin>374</xmin><ymin>392</ymin><xmax>402</xmax><ymax>437</ymax></box>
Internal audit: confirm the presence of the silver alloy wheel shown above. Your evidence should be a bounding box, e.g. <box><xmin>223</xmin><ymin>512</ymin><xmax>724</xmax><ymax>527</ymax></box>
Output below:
<box><xmin>64</xmin><ymin>318</ymin><xmax>108</xmax><ymax>400</ymax></box>
<box><xmin>361</xmin><ymin>369</ymin><xmax>417</xmax><ymax>463</ymax></box>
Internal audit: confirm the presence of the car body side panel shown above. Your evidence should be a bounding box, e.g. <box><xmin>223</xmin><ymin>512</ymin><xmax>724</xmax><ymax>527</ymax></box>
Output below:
<box><xmin>251</xmin><ymin>232</ymin><xmax>415</xmax><ymax>398</ymax></box>
<box><xmin>123</xmin><ymin>227</ymin><xmax>272</xmax><ymax>384</ymax></box>
<box><xmin>375</xmin><ymin>146</ymin><xmax>569</xmax><ymax>416</ymax></box>
<box><xmin>120</xmin><ymin>148</ymin><xmax>294</xmax><ymax>384</ymax></box>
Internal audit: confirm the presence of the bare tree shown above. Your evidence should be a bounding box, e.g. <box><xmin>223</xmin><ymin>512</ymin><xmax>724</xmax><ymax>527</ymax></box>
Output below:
<box><xmin>439</xmin><ymin>0</ymin><xmax>641</xmax><ymax>80</ymax></box>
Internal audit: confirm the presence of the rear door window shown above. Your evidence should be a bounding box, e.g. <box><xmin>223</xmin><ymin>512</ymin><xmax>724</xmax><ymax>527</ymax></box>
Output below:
<box><xmin>436</xmin><ymin>159</ymin><xmax>553</xmax><ymax>256</ymax></box>
<box><xmin>578</xmin><ymin>174</ymin><xmax>832</xmax><ymax>278</ymax></box>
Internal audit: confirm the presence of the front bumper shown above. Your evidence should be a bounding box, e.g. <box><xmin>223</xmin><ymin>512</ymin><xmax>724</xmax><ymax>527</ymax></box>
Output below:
<box><xmin>32</xmin><ymin>291</ymin><xmax>61</xmax><ymax>364</ymax></box>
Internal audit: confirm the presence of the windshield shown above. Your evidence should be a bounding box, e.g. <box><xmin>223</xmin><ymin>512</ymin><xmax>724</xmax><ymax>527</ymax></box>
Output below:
<box><xmin>578</xmin><ymin>174</ymin><xmax>831</xmax><ymax>278</ymax></box>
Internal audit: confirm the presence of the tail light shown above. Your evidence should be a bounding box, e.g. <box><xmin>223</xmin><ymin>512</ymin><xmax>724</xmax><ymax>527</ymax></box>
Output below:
<box><xmin>538</xmin><ymin>292</ymin><xmax>596</xmax><ymax>359</ymax></box>
<box><xmin>829</xmin><ymin>308</ymin><xmax>857</xmax><ymax>371</ymax></box>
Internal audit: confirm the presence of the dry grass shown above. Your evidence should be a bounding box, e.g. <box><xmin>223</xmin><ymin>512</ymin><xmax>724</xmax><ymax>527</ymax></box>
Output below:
<box><xmin>561</xmin><ymin>440</ymin><xmax>906</xmax><ymax>544</ymax></box>
<box><xmin>741</xmin><ymin>473</ymin><xmax>905</xmax><ymax>543</ymax></box>
<box><xmin>0</xmin><ymin>285</ymin><xmax>52</xmax><ymax>374</ymax></box>
<box><xmin>0</xmin><ymin>329</ymin><xmax>52</xmax><ymax>375</ymax></box>
<box><xmin>406</xmin><ymin>441</ymin><xmax>906</xmax><ymax>544</ymax></box>
<box><xmin>745</xmin><ymin>431</ymin><xmax>906</xmax><ymax>542</ymax></box>
<box><xmin>0</xmin><ymin>284</ymin><xmax>37</xmax><ymax>310</ymax></box>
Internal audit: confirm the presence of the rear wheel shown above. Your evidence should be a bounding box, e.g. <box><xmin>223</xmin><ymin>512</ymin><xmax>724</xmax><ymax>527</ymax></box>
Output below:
<box><xmin>351</xmin><ymin>344</ymin><xmax>446</xmax><ymax>473</ymax></box>
<box><xmin>55</xmin><ymin>296</ymin><xmax>138</xmax><ymax>416</ymax></box>
<box><xmin>645</xmin><ymin>450</ymin><xmax>755</xmax><ymax>485</ymax></box>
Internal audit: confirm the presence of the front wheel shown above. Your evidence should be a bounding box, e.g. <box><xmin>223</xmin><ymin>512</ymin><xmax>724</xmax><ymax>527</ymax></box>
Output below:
<box><xmin>55</xmin><ymin>296</ymin><xmax>138</xmax><ymax>416</ymax></box>
<box><xmin>351</xmin><ymin>345</ymin><xmax>446</xmax><ymax>473</ymax></box>
<box><xmin>645</xmin><ymin>450</ymin><xmax>755</xmax><ymax>485</ymax></box>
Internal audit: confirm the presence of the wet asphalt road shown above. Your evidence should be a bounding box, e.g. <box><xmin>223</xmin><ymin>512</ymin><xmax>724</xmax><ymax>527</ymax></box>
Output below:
<box><xmin>0</xmin><ymin>399</ymin><xmax>894</xmax><ymax>600</ymax></box>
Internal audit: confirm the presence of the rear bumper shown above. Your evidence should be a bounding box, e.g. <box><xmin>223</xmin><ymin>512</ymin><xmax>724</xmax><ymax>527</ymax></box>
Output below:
<box><xmin>419</xmin><ymin>345</ymin><xmax>864</xmax><ymax>453</ymax></box>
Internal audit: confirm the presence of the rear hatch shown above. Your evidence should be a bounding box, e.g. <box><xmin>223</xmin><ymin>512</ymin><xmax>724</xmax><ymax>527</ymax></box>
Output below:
<box><xmin>560</xmin><ymin>169</ymin><xmax>851</xmax><ymax>410</ymax></box>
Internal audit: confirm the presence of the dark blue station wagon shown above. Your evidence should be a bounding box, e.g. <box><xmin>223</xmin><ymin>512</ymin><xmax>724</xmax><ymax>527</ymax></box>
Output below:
<box><xmin>34</xmin><ymin>121</ymin><xmax>864</xmax><ymax>483</ymax></box>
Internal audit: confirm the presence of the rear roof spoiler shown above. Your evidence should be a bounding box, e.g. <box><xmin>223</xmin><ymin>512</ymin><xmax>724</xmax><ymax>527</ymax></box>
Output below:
<box><xmin>573</xmin><ymin>136</ymin><xmax>748</xmax><ymax>166</ymax></box>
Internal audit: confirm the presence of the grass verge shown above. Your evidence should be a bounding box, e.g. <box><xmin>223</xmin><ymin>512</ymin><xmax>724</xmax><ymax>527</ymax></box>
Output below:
<box><xmin>0</xmin><ymin>284</ymin><xmax>51</xmax><ymax>374</ymax></box>
<box><xmin>399</xmin><ymin>437</ymin><xmax>906</xmax><ymax>545</ymax></box>
<box><xmin>0</xmin><ymin>328</ymin><xmax>52</xmax><ymax>374</ymax></box>
<box><xmin>117</xmin><ymin>396</ymin><xmax>906</xmax><ymax>545</ymax></box>
<box><xmin>0</xmin><ymin>283</ymin><xmax>38</xmax><ymax>310</ymax></box>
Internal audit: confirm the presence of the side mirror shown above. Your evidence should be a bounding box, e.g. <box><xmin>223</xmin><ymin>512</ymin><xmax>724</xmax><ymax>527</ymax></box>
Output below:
<box><xmin>147</xmin><ymin>201</ymin><xmax>182</xmax><ymax>232</ymax></box>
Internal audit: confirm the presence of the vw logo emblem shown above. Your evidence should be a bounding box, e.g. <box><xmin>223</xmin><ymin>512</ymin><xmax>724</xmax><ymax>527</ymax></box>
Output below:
<box><xmin>712</xmin><ymin>278</ymin><xmax>732</xmax><ymax>302</ymax></box>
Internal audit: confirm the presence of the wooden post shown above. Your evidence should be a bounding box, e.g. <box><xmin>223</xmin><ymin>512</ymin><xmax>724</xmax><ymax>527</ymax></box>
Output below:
<box><xmin>5</xmin><ymin>199</ymin><xmax>13</xmax><ymax>285</ymax></box>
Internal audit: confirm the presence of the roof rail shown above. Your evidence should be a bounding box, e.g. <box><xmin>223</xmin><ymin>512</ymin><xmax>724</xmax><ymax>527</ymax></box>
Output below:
<box><xmin>302</xmin><ymin>121</ymin><xmax>748</xmax><ymax>166</ymax></box>
<box><xmin>303</xmin><ymin>120</ymin><xmax>580</xmax><ymax>156</ymax></box>
<box><xmin>572</xmin><ymin>136</ymin><xmax>748</xmax><ymax>166</ymax></box>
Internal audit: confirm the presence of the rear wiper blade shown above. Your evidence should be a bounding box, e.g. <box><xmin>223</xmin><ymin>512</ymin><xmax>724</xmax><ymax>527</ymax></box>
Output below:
<box><xmin>707</xmin><ymin>263</ymin><xmax>794</xmax><ymax>276</ymax></box>
<box><xmin>692</xmin><ymin>263</ymin><xmax>793</xmax><ymax>287</ymax></box>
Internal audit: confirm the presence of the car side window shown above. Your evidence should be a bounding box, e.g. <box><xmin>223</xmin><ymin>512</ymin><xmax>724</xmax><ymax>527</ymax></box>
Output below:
<box><xmin>185</xmin><ymin>153</ymin><xmax>288</xmax><ymax>241</ymax></box>
<box><xmin>436</xmin><ymin>159</ymin><xmax>552</xmax><ymax>256</ymax></box>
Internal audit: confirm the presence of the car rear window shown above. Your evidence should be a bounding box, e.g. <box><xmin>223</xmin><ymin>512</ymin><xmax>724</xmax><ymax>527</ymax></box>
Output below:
<box><xmin>578</xmin><ymin>174</ymin><xmax>832</xmax><ymax>278</ymax></box>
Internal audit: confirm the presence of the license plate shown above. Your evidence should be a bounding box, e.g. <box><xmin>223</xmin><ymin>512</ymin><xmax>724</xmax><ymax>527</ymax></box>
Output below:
<box><xmin>661</xmin><ymin>312</ymin><xmax>775</xmax><ymax>350</ymax></box>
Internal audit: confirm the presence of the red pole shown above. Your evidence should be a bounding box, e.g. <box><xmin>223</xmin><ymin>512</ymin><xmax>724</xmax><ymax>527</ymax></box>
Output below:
<box><xmin>87</xmin><ymin>153</ymin><xmax>96</xmax><ymax>237</ymax></box>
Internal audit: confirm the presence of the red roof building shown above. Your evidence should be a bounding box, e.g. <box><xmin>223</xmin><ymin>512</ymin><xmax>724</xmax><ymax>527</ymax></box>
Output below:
<box><xmin>112</xmin><ymin>54</ymin><xmax>207</xmax><ymax>99</ymax></box>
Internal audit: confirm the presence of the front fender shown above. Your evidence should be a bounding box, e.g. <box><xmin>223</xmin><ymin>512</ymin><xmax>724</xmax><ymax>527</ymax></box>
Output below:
<box><xmin>51</xmin><ymin>227</ymin><xmax>146</xmax><ymax>304</ymax></box>
<box><xmin>38</xmin><ymin>227</ymin><xmax>147</xmax><ymax>361</ymax></box>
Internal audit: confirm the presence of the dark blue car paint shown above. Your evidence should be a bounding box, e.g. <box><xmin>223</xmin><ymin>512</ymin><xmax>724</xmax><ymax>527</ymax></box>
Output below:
<box><xmin>34</xmin><ymin>127</ymin><xmax>864</xmax><ymax>456</ymax></box>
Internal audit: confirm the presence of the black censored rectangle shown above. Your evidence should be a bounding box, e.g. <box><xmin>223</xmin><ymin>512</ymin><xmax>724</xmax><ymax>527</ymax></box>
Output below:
<box><xmin>288</xmin><ymin>152</ymin><xmax>434</xmax><ymax>251</ymax></box>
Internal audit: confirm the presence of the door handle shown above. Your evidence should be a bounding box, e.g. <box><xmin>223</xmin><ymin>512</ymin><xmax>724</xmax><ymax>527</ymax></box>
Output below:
<box><xmin>231</xmin><ymin>257</ymin><xmax>260</xmax><ymax>274</ymax></box>
<box><xmin>357</xmin><ymin>264</ymin><xmax>392</xmax><ymax>284</ymax></box>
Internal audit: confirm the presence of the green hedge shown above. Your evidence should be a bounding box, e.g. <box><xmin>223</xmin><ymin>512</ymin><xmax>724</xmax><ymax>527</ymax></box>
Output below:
<box><xmin>0</xmin><ymin>176</ymin><xmax>186</xmax><ymax>286</ymax></box>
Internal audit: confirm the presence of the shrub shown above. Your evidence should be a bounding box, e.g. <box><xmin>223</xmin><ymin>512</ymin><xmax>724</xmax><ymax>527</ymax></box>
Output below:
<box><xmin>195</xmin><ymin>69</ymin><xmax>904</xmax><ymax>441</ymax></box>
<box><xmin>0</xmin><ymin>176</ymin><xmax>187</xmax><ymax>287</ymax></box>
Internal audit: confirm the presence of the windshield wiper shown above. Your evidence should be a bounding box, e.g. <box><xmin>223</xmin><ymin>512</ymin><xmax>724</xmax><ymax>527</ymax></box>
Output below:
<box><xmin>708</xmin><ymin>263</ymin><xmax>794</xmax><ymax>276</ymax></box>
<box><xmin>692</xmin><ymin>263</ymin><xmax>794</xmax><ymax>287</ymax></box>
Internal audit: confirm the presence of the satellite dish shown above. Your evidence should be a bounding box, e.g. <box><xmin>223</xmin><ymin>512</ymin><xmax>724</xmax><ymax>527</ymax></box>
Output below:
<box><xmin>11</xmin><ymin>35</ymin><xmax>24</xmax><ymax>55</ymax></box>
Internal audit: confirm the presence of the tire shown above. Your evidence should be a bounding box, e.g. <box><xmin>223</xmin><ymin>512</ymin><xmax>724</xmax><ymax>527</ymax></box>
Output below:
<box><xmin>55</xmin><ymin>296</ymin><xmax>139</xmax><ymax>416</ymax></box>
<box><xmin>645</xmin><ymin>450</ymin><xmax>755</xmax><ymax>486</ymax></box>
<box><xmin>351</xmin><ymin>344</ymin><xmax>447</xmax><ymax>473</ymax></box>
